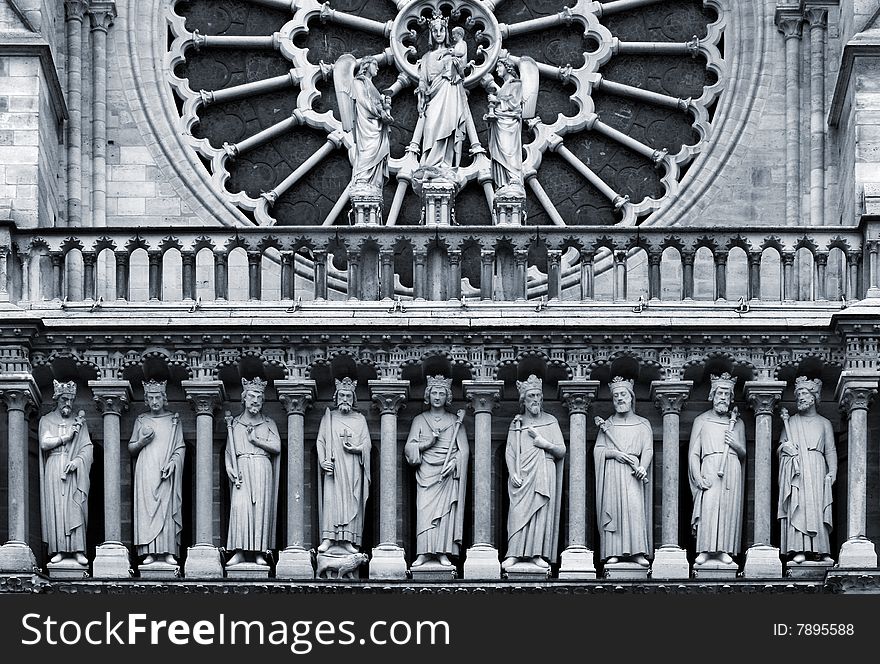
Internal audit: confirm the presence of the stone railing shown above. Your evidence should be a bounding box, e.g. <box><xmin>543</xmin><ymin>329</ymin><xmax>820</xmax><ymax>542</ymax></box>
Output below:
<box><xmin>1</xmin><ymin>222</ymin><xmax>876</xmax><ymax>305</ymax></box>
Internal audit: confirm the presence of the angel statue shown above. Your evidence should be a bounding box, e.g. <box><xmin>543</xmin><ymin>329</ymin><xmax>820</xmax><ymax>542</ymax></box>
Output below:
<box><xmin>335</xmin><ymin>54</ymin><xmax>393</xmax><ymax>196</ymax></box>
<box><xmin>485</xmin><ymin>55</ymin><xmax>538</xmax><ymax>197</ymax></box>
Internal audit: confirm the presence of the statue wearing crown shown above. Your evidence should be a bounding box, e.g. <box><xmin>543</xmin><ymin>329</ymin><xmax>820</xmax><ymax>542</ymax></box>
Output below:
<box><xmin>39</xmin><ymin>380</ymin><xmax>92</xmax><ymax>569</ymax></box>
<box><xmin>688</xmin><ymin>372</ymin><xmax>747</xmax><ymax>567</ymax></box>
<box><xmin>593</xmin><ymin>377</ymin><xmax>653</xmax><ymax>570</ymax></box>
<box><xmin>405</xmin><ymin>375</ymin><xmax>469</xmax><ymax>569</ymax></box>
<box><xmin>502</xmin><ymin>375</ymin><xmax>566</xmax><ymax>573</ymax></box>
<box><xmin>777</xmin><ymin>376</ymin><xmax>837</xmax><ymax>565</ymax></box>
<box><xmin>128</xmin><ymin>380</ymin><xmax>186</xmax><ymax>569</ymax></box>
<box><xmin>224</xmin><ymin>377</ymin><xmax>281</xmax><ymax>567</ymax></box>
<box><xmin>315</xmin><ymin>377</ymin><xmax>372</xmax><ymax>560</ymax></box>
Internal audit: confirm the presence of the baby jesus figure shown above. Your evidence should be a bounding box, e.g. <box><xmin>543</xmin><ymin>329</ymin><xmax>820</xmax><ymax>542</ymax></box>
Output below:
<box><xmin>445</xmin><ymin>26</ymin><xmax>468</xmax><ymax>83</ymax></box>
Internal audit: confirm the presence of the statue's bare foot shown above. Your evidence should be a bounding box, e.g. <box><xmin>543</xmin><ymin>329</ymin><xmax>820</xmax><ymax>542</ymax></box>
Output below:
<box><xmin>792</xmin><ymin>553</ymin><xmax>806</xmax><ymax>564</ymax></box>
<box><xmin>501</xmin><ymin>557</ymin><xmax>517</xmax><ymax>570</ymax></box>
<box><xmin>317</xmin><ymin>539</ymin><xmax>332</xmax><ymax>553</ymax></box>
<box><xmin>605</xmin><ymin>557</ymin><xmax>619</xmax><ymax>565</ymax></box>
<box><xmin>437</xmin><ymin>554</ymin><xmax>452</xmax><ymax>567</ymax></box>
<box><xmin>531</xmin><ymin>556</ymin><xmax>549</xmax><ymax>569</ymax></box>
<box><xmin>695</xmin><ymin>552</ymin><xmax>709</xmax><ymax>565</ymax></box>
<box><xmin>342</xmin><ymin>542</ymin><xmax>358</xmax><ymax>554</ymax></box>
<box><xmin>142</xmin><ymin>555</ymin><xmax>155</xmax><ymax>565</ymax></box>
<box><xmin>164</xmin><ymin>554</ymin><xmax>177</xmax><ymax>566</ymax></box>
<box><xmin>50</xmin><ymin>553</ymin><xmax>63</xmax><ymax>564</ymax></box>
<box><xmin>227</xmin><ymin>551</ymin><xmax>244</xmax><ymax>566</ymax></box>
<box><xmin>411</xmin><ymin>554</ymin><xmax>430</xmax><ymax>567</ymax></box>
<box><xmin>255</xmin><ymin>553</ymin><xmax>267</xmax><ymax>566</ymax></box>
<box><xmin>632</xmin><ymin>554</ymin><xmax>650</xmax><ymax>567</ymax></box>
<box><xmin>75</xmin><ymin>552</ymin><xmax>88</xmax><ymax>566</ymax></box>
<box><xmin>718</xmin><ymin>552</ymin><xmax>733</xmax><ymax>564</ymax></box>
<box><xmin>820</xmin><ymin>554</ymin><xmax>833</xmax><ymax>563</ymax></box>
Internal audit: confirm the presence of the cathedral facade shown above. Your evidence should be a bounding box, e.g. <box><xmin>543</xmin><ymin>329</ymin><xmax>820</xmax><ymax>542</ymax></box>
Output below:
<box><xmin>0</xmin><ymin>0</ymin><xmax>879</xmax><ymax>591</ymax></box>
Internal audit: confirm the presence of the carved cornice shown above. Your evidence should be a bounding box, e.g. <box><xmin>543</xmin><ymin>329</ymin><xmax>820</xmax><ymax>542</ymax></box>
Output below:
<box><xmin>650</xmin><ymin>380</ymin><xmax>693</xmax><ymax>416</ymax></box>
<box><xmin>462</xmin><ymin>380</ymin><xmax>503</xmax><ymax>414</ymax></box>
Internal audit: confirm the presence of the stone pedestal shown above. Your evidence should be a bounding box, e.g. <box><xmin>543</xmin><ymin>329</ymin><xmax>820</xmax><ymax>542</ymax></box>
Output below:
<box><xmin>838</xmin><ymin>537</ymin><xmax>878</xmax><ymax>567</ymax></box>
<box><xmin>410</xmin><ymin>560</ymin><xmax>457</xmax><ymax>582</ymax></box>
<box><xmin>138</xmin><ymin>561</ymin><xmax>180</xmax><ymax>580</ymax></box>
<box><xmin>786</xmin><ymin>559</ymin><xmax>834</xmax><ymax>579</ymax></box>
<box><xmin>92</xmin><ymin>542</ymin><xmax>132</xmax><ymax>579</ymax></box>
<box><xmin>494</xmin><ymin>189</ymin><xmax>526</xmax><ymax>225</ymax></box>
<box><xmin>184</xmin><ymin>544</ymin><xmax>224</xmax><ymax>579</ymax></box>
<box><xmin>463</xmin><ymin>544</ymin><xmax>501</xmax><ymax>580</ymax></box>
<box><xmin>351</xmin><ymin>185</ymin><xmax>382</xmax><ymax>225</ymax></box>
<box><xmin>46</xmin><ymin>558</ymin><xmax>89</xmax><ymax>580</ymax></box>
<box><xmin>650</xmin><ymin>546</ymin><xmax>690</xmax><ymax>580</ymax></box>
<box><xmin>413</xmin><ymin>168</ymin><xmax>457</xmax><ymax>226</ymax></box>
<box><xmin>503</xmin><ymin>560</ymin><xmax>550</xmax><ymax>580</ymax></box>
<box><xmin>369</xmin><ymin>544</ymin><xmax>408</xmax><ymax>580</ymax></box>
<box><xmin>604</xmin><ymin>561</ymin><xmax>649</xmax><ymax>580</ymax></box>
<box><xmin>276</xmin><ymin>546</ymin><xmax>314</xmax><ymax>579</ymax></box>
<box><xmin>743</xmin><ymin>544</ymin><xmax>783</xmax><ymax>578</ymax></box>
<box><xmin>558</xmin><ymin>545</ymin><xmax>596</xmax><ymax>580</ymax></box>
<box><xmin>692</xmin><ymin>559</ymin><xmax>738</xmax><ymax>579</ymax></box>
<box><xmin>0</xmin><ymin>541</ymin><xmax>37</xmax><ymax>573</ymax></box>
<box><xmin>225</xmin><ymin>563</ymin><xmax>271</xmax><ymax>580</ymax></box>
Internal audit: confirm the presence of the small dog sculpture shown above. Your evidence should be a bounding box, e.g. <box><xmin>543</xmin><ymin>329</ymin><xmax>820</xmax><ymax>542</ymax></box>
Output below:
<box><xmin>311</xmin><ymin>550</ymin><xmax>369</xmax><ymax>580</ymax></box>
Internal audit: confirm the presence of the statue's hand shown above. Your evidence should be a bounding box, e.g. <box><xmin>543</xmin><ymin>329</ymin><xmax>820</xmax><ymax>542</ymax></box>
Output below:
<box><xmin>780</xmin><ymin>442</ymin><xmax>797</xmax><ymax>457</ymax></box>
<box><xmin>724</xmin><ymin>431</ymin><xmax>735</xmax><ymax>447</ymax></box>
<box><xmin>161</xmin><ymin>462</ymin><xmax>174</xmax><ymax>480</ymax></box>
<box><xmin>634</xmin><ymin>466</ymin><xmax>648</xmax><ymax>481</ymax></box>
<box><xmin>227</xmin><ymin>470</ymin><xmax>242</xmax><ymax>489</ymax></box>
<box><xmin>511</xmin><ymin>474</ymin><xmax>523</xmax><ymax>488</ymax></box>
<box><xmin>321</xmin><ymin>459</ymin><xmax>335</xmax><ymax>475</ymax></box>
<box><xmin>825</xmin><ymin>472</ymin><xmax>835</xmax><ymax>484</ymax></box>
<box><xmin>64</xmin><ymin>462</ymin><xmax>76</xmax><ymax>475</ymax></box>
<box><xmin>441</xmin><ymin>461</ymin><xmax>455</xmax><ymax>478</ymax></box>
<box><xmin>698</xmin><ymin>475</ymin><xmax>712</xmax><ymax>490</ymax></box>
<box><xmin>526</xmin><ymin>427</ymin><xmax>538</xmax><ymax>439</ymax></box>
<box><xmin>342</xmin><ymin>441</ymin><xmax>361</xmax><ymax>455</ymax></box>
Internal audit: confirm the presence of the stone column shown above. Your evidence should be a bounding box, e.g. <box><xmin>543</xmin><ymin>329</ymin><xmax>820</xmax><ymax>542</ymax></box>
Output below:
<box><xmin>369</xmin><ymin>380</ymin><xmax>409</xmax><ymax>579</ymax></box>
<box><xmin>448</xmin><ymin>250</ymin><xmax>462</xmax><ymax>300</ymax></box>
<box><xmin>89</xmin><ymin>2</ymin><xmax>117</xmax><ymax>227</ymax></box>
<box><xmin>776</xmin><ymin>9</ymin><xmax>803</xmax><ymax>226</ymax></box>
<box><xmin>558</xmin><ymin>380</ymin><xmax>600</xmax><ymax>579</ymax></box>
<box><xmin>867</xmin><ymin>240</ymin><xmax>880</xmax><ymax>299</ymax></box>
<box><xmin>743</xmin><ymin>381</ymin><xmax>786</xmax><ymax>578</ymax></box>
<box><xmin>650</xmin><ymin>380</ymin><xmax>692</xmax><ymax>579</ymax></box>
<box><xmin>480</xmin><ymin>249</ymin><xmax>494</xmax><ymax>300</ymax></box>
<box><xmin>89</xmin><ymin>379</ymin><xmax>132</xmax><ymax>578</ymax></box>
<box><xmin>805</xmin><ymin>5</ymin><xmax>827</xmax><ymax>226</ymax></box>
<box><xmin>413</xmin><ymin>249</ymin><xmax>427</xmax><ymax>300</ymax></box>
<box><xmin>0</xmin><ymin>378</ymin><xmax>39</xmax><ymax>572</ymax></box>
<box><xmin>379</xmin><ymin>250</ymin><xmax>394</xmax><ymax>300</ymax></box>
<box><xmin>275</xmin><ymin>380</ymin><xmax>316</xmax><ymax>579</ymax></box>
<box><xmin>462</xmin><ymin>380</ymin><xmax>503</xmax><ymax>579</ymax></box>
<box><xmin>65</xmin><ymin>0</ymin><xmax>88</xmax><ymax>227</ymax></box>
<box><xmin>182</xmin><ymin>380</ymin><xmax>226</xmax><ymax>578</ymax></box>
<box><xmin>835</xmin><ymin>372</ymin><xmax>879</xmax><ymax>567</ymax></box>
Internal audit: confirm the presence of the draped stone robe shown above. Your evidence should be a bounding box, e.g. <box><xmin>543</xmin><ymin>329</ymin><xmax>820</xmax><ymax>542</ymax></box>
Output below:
<box><xmin>688</xmin><ymin>411</ymin><xmax>746</xmax><ymax>555</ymax></box>
<box><xmin>405</xmin><ymin>411</ymin><xmax>469</xmax><ymax>556</ymax></box>
<box><xmin>130</xmin><ymin>412</ymin><xmax>186</xmax><ymax>556</ymax></box>
<box><xmin>225</xmin><ymin>415</ymin><xmax>280</xmax><ymax>553</ymax></box>
<box><xmin>505</xmin><ymin>413</ymin><xmax>565</xmax><ymax>561</ymax></box>
<box><xmin>39</xmin><ymin>411</ymin><xmax>93</xmax><ymax>555</ymax></box>
<box><xmin>488</xmin><ymin>77</ymin><xmax>524</xmax><ymax>190</ymax></box>
<box><xmin>316</xmin><ymin>407</ymin><xmax>372</xmax><ymax>546</ymax></box>
<box><xmin>350</xmin><ymin>75</ymin><xmax>390</xmax><ymax>189</ymax></box>
<box><xmin>593</xmin><ymin>415</ymin><xmax>653</xmax><ymax>560</ymax></box>
<box><xmin>418</xmin><ymin>48</ymin><xmax>467</xmax><ymax>169</ymax></box>
<box><xmin>777</xmin><ymin>413</ymin><xmax>837</xmax><ymax>555</ymax></box>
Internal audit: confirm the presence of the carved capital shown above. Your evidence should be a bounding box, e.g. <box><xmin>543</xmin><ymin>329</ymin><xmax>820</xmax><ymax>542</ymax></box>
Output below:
<box><xmin>369</xmin><ymin>380</ymin><xmax>409</xmax><ymax>415</ymax></box>
<box><xmin>89</xmin><ymin>379</ymin><xmax>132</xmax><ymax>416</ymax></box>
<box><xmin>182</xmin><ymin>380</ymin><xmax>227</xmax><ymax>415</ymax></box>
<box><xmin>775</xmin><ymin>10</ymin><xmax>803</xmax><ymax>39</ymax></box>
<box><xmin>462</xmin><ymin>380</ymin><xmax>504</xmax><ymax>414</ymax></box>
<box><xmin>558</xmin><ymin>380</ymin><xmax>600</xmax><ymax>415</ymax></box>
<box><xmin>88</xmin><ymin>1</ymin><xmax>117</xmax><ymax>32</ymax></box>
<box><xmin>804</xmin><ymin>7</ymin><xmax>827</xmax><ymax>29</ymax></box>
<box><xmin>0</xmin><ymin>382</ymin><xmax>39</xmax><ymax>414</ymax></box>
<box><xmin>274</xmin><ymin>380</ymin><xmax>317</xmax><ymax>417</ymax></box>
<box><xmin>835</xmin><ymin>373</ymin><xmax>879</xmax><ymax>414</ymax></box>
<box><xmin>650</xmin><ymin>380</ymin><xmax>693</xmax><ymax>416</ymax></box>
<box><xmin>65</xmin><ymin>0</ymin><xmax>89</xmax><ymax>21</ymax></box>
<box><xmin>744</xmin><ymin>381</ymin><xmax>786</xmax><ymax>416</ymax></box>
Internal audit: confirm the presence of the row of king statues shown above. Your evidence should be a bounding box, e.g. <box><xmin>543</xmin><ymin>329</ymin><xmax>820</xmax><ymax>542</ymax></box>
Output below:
<box><xmin>38</xmin><ymin>372</ymin><xmax>836</xmax><ymax>576</ymax></box>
